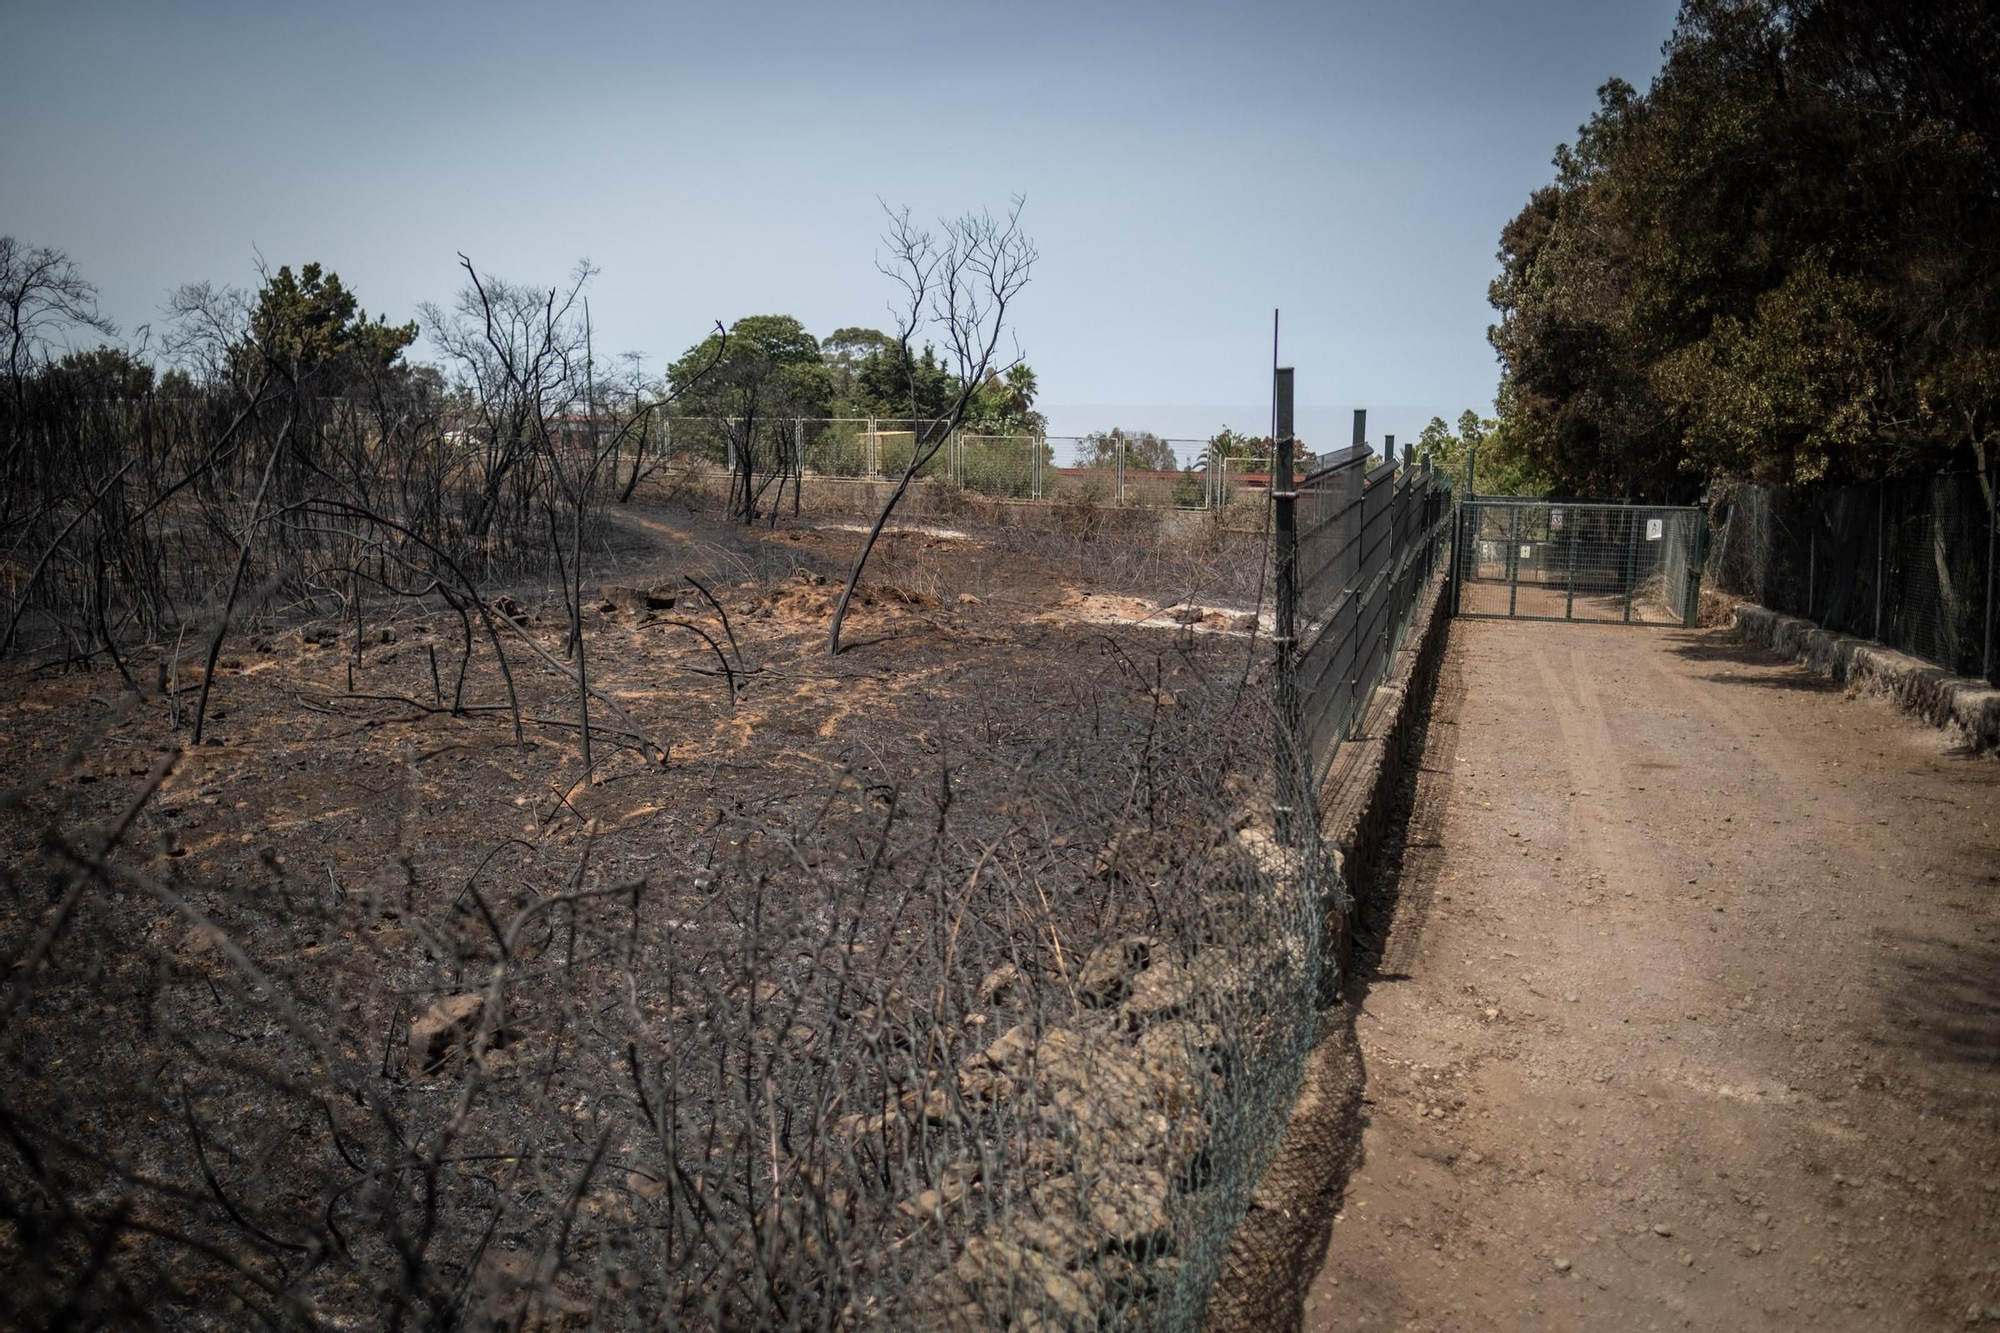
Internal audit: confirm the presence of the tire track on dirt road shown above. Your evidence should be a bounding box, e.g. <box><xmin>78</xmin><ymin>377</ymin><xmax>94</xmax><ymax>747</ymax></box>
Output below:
<box><xmin>1302</xmin><ymin>620</ymin><xmax>2000</xmax><ymax>1332</ymax></box>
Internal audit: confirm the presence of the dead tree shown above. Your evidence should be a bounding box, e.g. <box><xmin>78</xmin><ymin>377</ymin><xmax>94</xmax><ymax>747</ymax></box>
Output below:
<box><xmin>826</xmin><ymin>199</ymin><xmax>1036</xmax><ymax>655</ymax></box>
<box><xmin>0</xmin><ymin>236</ymin><xmax>118</xmax><ymax>411</ymax></box>
<box><xmin>421</xmin><ymin>261</ymin><xmax>592</xmax><ymax>541</ymax></box>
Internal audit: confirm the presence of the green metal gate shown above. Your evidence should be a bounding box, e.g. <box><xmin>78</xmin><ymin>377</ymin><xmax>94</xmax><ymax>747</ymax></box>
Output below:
<box><xmin>1452</xmin><ymin>499</ymin><xmax>1707</xmax><ymax>626</ymax></box>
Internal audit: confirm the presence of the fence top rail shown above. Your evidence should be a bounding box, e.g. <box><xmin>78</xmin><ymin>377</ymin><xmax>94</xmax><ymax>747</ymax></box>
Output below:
<box><xmin>1300</xmin><ymin>443</ymin><xmax>1372</xmax><ymax>484</ymax></box>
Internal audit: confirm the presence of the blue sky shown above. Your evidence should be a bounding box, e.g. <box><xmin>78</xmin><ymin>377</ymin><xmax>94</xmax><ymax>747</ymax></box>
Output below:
<box><xmin>3</xmin><ymin>0</ymin><xmax>1679</xmax><ymax>456</ymax></box>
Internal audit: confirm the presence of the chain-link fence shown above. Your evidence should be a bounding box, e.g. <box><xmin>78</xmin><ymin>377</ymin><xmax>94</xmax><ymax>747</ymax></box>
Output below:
<box><xmin>644</xmin><ymin>420</ymin><xmax>1267</xmax><ymax>510</ymax></box>
<box><xmin>1707</xmin><ymin>472</ymin><xmax>1999</xmax><ymax>685</ymax></box>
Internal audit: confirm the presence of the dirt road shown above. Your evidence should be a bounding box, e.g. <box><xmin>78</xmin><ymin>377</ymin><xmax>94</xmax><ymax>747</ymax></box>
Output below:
<box><xmin>1304</xmin><ymin>619</ymin><xmax>2000</xmax><ymax>1331</ymax></box>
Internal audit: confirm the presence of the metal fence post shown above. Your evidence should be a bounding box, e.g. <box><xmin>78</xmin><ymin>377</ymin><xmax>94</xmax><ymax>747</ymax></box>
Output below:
<box><xmin>1452</xmin><ymin>450</ymin><xmax>1474</xmax><ymax>616</ymax></box>
<box><xmin>1808</xmin><ymin>528</ymin><xmax>1816</xmax><ymax>623</ymax></box>
<box><xmin>1622</xmin><ymin>508</ymin><xmax>1639</xmax><ymax>623</ymax></box>
<box><xmin>1564</xmin><ymin>510</ymin><xmax>1578</xmax><ymax>621</ymax></box>
<box><xmin>1986</xmin><ymin>479</ymin><xmax>1996</xmax><ymax>683</ymax></box>
<box><xmin>1272</xmin><ymin>368</ymin><xmax>1300</xmax><ymax>847</ymax></box>
<box><xmin>1508</xmin><ymin>504</ymin><xmax>1522</xmax><ymax>618</ymax></box>
<box><xmin>1683</xmin><ymin>509</ymin><xmax>1708</xmax><ymax>629</ymax></box>
<box><xmin>1448</xmin><ymin>466</ymin><xmax>1464</xmax><ymax>616</ymax></box>
<box><xmin>1875</xmin><ymin>488</ymin><xmax>1886</xmax><ymax>642</ymax></box>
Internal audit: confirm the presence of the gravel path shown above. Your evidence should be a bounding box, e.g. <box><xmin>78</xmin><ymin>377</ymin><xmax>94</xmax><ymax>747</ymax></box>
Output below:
<box><xmin>1305</xmin><ymin>619</ymin><xmax>2000</xmax><ymax>1331</ymax></box>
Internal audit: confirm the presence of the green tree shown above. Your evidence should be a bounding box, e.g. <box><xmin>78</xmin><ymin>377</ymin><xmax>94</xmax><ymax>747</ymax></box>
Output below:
<box><xmin>669</xmin><ymin>315</ymin><xmax>832</xmax><ymax>521</ymax></box>
<box><xmin>1080</xmin><ymin>427</ymin><xmax>1176</xmax><ymax>471</ymax></box>
<box><xmin>851</xmin><ymin>339</ymin><xmax>956</xmax><ymax>420</ymax></box>
<box><xmin>967</xmin><ymin>362</ymin><xmax>1041</xmax><ymax>429</ymax></box>
<box><xmin>1199</xmin><ymin>427</ymin><xmax>1271</xmax><ymax>469</ymax></box>
<box><xmin>1489</xmin><ymin>0</ymin><xmax>2000</xmax><ymax>493</ymax></box>
<box><xmin>235</xmin><ymin>262</ymin><xmax>416</xmax><ymax>386</ymax></box>
<box><xmin>1170</xmin><ymin>466</ymin><xmax>1205</xmax><ymax>507</ymax></box>
<box><xmin>0</xmin><ymin>237</ymin><xmax>118</xmax><ymax>409</ymax></box>
<box><xmin>38</xmin><ymin>345</ymin><xmax>156</xmax><ymax>399</ymax></box>
<box><xmin>823</xmin><ymin>326</ymin><xmax>893</xmax><ymax>413</ymax></box>
<box><xmin>1415</xmin><ymin>409</ymin><xmax>1544</xmax><ymax>495</ymax></box>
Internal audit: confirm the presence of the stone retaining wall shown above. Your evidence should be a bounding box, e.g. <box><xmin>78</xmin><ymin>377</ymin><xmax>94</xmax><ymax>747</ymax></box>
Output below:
<box><xmin>1315</xmin><ymin>568</ymin><xmax>1457</xmax><ymax>982</ymax></box>
<box><xmin>1733</xmin><ymin>603</ymin><xmax>1999</xmax><ymax>753</ymax></box>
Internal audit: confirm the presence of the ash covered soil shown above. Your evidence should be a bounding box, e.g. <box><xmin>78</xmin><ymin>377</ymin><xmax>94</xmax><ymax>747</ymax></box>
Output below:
<box><xmin>1305</xmin><ymin>619</ymin><xmax>2000</xmax><ymax>1332</ymax></box>
<box><xmin>0</xmin><ymin>503</ymin><xmax>1295</xmax><ymax>1329</ymax></box>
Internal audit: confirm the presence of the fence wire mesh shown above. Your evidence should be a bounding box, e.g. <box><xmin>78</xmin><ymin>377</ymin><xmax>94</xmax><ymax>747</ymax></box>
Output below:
<box><xmin>1707</xmin><ymin>472</ymin><xmax>1999</xmax><ymax>685</ymax></box>
<box><xmin>1453</xmin><ymin>500</ymin><xmax>1705</xmax><ymax>627</ymax></box>
<box><xmin>645</xmin><ymin>420</ymin><xmax>1261</xmax><ymax>511</ymax></box>
<box><xmin>1290</xmin><ymin>446</ymin><xmax>1455</xmax><ymax>793</ymax></box>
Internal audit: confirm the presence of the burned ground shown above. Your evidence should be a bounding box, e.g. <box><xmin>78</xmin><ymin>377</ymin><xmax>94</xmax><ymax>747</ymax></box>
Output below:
<box><xmin>0</xmin><ymin>504</ymin><xmax>1322</xmax><ymax>1331</ymax></box>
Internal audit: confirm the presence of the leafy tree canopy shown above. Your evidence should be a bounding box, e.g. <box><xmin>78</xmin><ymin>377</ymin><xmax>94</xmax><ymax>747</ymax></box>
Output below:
<box><xmin>1200</xmin><ymin>427</ymin><xmax>1271</xmax><ymax>467</ymax></box>
<box><xmin>849</xmin><ymin>340</ymin><xmax>957</xmax><ymax>421</ymax></box>
<box><xmin>39</xmin><ymin>345</ymin><xmax>156</xmax><ymax>399</ymax></box>
<box><xmin>1416</xmin><ymin>410</ymin><xmax>1546</xmax><ymax>496</ymax></box>
<box><xmin>822</xmin><ymin>326</ymin><xmax>893</xmax><ymax>407</ymax></box>
<box><xmin>826</xmin><ymin>328</ymin><xmax>1040</xmax><ymax>428</ymax></box>
<box><xmin>669</xmin><ymin>315</ymin><xmax>833</xmax><ymax>422</ymax></box>
<box><xmin>1490</xmin><ymin>0</ymin><xmax>2000</xmax><ymax>493</ymax></box>
<box><xmin>967</xmin><ymin>363</ymin><xmax>1041</xmax><ymax>431</ymax></box>
<box><xmin>239</xmin><ymin>262</ymin><xmax>417</xmax><ymax>383</ymax></box>
<box><xmin>1080</xmin><ymin>428</ymin><xmax>1177</xmax><ymax>471</ymax></box>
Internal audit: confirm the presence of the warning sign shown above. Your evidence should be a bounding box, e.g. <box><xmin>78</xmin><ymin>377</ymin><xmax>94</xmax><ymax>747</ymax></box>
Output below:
<box><xmin>1520</xmin><ymin>544</ymin><xmax>1533</xmax><ymax>559</ymax></box>
<box><xmin>1550</xmin><ymin>508</ymin><xmax>1564</xmax><ymax>530</ymax></box>
<box><xmin>1645</xmin><ymin>518</ymin><xmax>1663</xmax><ymax>541</ymax></box>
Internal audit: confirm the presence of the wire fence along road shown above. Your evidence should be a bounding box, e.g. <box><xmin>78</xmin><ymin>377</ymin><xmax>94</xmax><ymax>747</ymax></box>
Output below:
<box><xmin>1708</xmin><ymin>472</ymin><xmax>2000</xmax><ymax>686</ymax></box>
<box><xmin>1289</xmin><ymin>444</ymin><xmax>1455</xmax><ymax>794</ymax></box>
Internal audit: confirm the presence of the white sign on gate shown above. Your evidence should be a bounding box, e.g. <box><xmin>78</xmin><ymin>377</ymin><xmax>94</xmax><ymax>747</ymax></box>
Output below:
<box><xmin>1520</xmin><ymin>544</ymin><xmax>1532</xmax><ymax>560</ymax></box>
<box><xmin>1550</xmin><ymin>508</ymin><xmax>1564</xmax><ymax>530</ymax></box>
<box><xmin>1645</xmin><ymin>518</ymin><xmax>1663</xmax><ymax>541</ymax></box>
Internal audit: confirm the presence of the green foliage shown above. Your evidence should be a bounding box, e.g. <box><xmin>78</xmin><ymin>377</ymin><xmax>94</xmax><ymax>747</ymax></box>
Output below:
<box><xmin>1171</xmin><ymin>465</ymin><xmax>1205</xmax><ymax>507</ymax></box>
<box><xmin>1490</xmin><ymin>0</ymin><xmax>2000</xmax><ymax>492</ymax></box>
<box><xmin>1415</xmin><ymin>409</ymin><xmax>1545</xmax><ymax>495</ymax></box>
<box><xmin>39</xmin><ymin>345</ymin><xmax>156</xmax><ymax>399</ymax></box>
<box><xmin>967</xmin><ymin>364</ymin><xmax>1041</xmax><ymax>431</ymax></box>
<box><xmin>669</xmin><ymin>315</ymin><xmax>834</xmax><ymax>425</ymax></box>
<box><xmin>850</xmin><ymin>341</ymin><xmax>956</xmax><ymax>420</ymax></box>
<box><xmin>823</xmin><ymin>326</ymin><xmax>893</xmax><ymax>409</ymax></box>
<box><xmin>1199</xmin><ymin>427</ymin><xmax>1270</xmax><ymax>468</ymax></box>
<box><xmin>827</xmin><ymin>329</ymin><xmax>1041</xmax><ymax>429</ymax></box>
<box><xmin>1080</xmin><ymin>427</ymin><xmax>1176</xmax><ymax>471</ymax></box>
<box><xmin>239</xmin><ymin>262</ymin><xmax>416</xmax><ymax>383</ymax></box>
